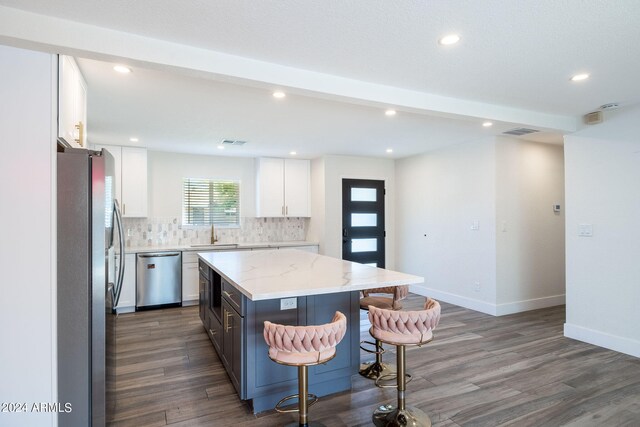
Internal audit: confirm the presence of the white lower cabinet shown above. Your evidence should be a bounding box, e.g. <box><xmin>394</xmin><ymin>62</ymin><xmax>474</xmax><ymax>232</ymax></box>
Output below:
<box><xmin>182</xmin><ymin>251</ymin><xmax>200</xmax><ymax>303</ymax></box>
<box><xmin>116</xmin><ymin>253</ymin><xmax>136</xmax><ymax>312</ymax></box>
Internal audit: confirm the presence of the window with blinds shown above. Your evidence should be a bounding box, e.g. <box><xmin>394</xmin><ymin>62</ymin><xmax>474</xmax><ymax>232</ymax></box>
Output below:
<box><xmin>182</xmin><ymin>178</ymin><xmax>240</xmax><ymax>226</ymax></box>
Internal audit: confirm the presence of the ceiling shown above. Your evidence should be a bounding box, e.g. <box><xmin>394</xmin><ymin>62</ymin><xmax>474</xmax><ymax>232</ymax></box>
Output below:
<box><xmin>1</xmin><ymin>0</ymin><xmax>639</xmax><ymax>158</ymax></box>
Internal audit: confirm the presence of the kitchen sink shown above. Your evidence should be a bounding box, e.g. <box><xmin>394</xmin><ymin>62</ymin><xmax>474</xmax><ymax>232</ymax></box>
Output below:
<box><xmin>189</xmin><ymin>243</ymin><xmax>238</xmax><ymax>249</ymax></box>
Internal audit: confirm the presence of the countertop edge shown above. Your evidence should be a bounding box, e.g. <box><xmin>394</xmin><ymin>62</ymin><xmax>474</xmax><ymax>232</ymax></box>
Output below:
<box><xmin>124</xmin><ymin>241</ymin><xmax>319</xmax><ymax>254</ymax></box>
<box><xmin>198</xmin><ymin>252</ymin><xmax>424</xmax><ymax>301</ymax></box>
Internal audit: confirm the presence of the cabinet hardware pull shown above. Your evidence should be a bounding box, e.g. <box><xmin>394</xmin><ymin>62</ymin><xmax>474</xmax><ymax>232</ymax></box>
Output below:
<box><xmin>282</xmin><ymin>205</ymin><xmax>284</xmax><ymax>215</ymax></box>
<box><xmin>222</xmin><ymin>290</ymin><xmax>232</xmax><ymax>299</ymax></box>
<box><xmin>225</xmin><ymin>311</ymin><xmax>233</xmax><ymax>333</ymax></box>
<box><xmin>286</xmin><ymin>206</ymin><xmax>288</xmax><ymax>215</ymax></box>
<box><xmin>209</xmin><ymin>328</ymin><xmax>216</xmax><ymax>336</ymax></box>
<box><xmin>123</xmin><ymin>203</ymin><xmax>126</xmax><ymax>215</ymax></box>
<box><xmin>74</xmin><ymin>122</ymin><xmax>84</xmax><ymax>146</ymax></box>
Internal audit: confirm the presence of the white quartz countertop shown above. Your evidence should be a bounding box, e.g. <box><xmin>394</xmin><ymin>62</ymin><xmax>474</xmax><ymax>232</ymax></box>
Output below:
<box><xmin>124</xmin><ymin>241</ymin><xmax>319</xmax><ymax>254</ymax></box>
<box><xmin>198</xmin><ymin>249</ymin><xmax>424</xmax><ymax>301</ymax></box>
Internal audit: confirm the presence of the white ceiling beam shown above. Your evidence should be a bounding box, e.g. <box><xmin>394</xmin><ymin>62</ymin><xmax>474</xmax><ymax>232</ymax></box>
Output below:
<box><xmin>0</xmin><ymin>5</ymin><xmax>577</xmax><ymax>132</ymax></box>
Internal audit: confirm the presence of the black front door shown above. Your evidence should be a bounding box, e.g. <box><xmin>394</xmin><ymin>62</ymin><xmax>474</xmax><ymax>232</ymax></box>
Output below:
<box><xmin>342</xmin><ymin>179</ymin><xmax>385</xmax><ymax>268</ymax></box>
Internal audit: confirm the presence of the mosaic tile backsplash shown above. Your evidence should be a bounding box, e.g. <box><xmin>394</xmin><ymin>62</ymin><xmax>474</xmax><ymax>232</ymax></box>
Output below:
<box><xmin>122</xmin><ymin>217</ymin><xmax>309</xmax><ymax>248</ymax></box>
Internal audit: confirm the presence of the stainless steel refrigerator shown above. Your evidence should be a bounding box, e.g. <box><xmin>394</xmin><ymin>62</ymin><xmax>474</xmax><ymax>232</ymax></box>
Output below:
<box><xmin>57</xmin><ymin>145</ymin><xmax>125</xmax><ymax>426</ymax></box>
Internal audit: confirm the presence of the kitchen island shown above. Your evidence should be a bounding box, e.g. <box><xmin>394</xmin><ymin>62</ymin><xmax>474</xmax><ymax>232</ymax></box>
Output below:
<box><xmin>198</xmin><ymin>249</ymin><xmax>423</xmax><ymax>413</ymax></box>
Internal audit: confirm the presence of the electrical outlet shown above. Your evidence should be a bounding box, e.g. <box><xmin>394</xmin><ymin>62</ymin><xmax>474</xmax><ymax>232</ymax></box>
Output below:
<box><xmin>280</xmin><ymin>298</ymin><xmax>297</xmax><ymax>310</ymax></box>
<box><xmin>474</xmin><ymin>281</ymin><xmax>481</xmax><ymax>292</ymax></box>
<box><xmin>470</xmin><ymin>221</ymin><xmax>480</xmax><ymax>231</ymax></box>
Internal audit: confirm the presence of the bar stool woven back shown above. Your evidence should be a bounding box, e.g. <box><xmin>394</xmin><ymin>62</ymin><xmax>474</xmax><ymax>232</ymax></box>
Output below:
<box><xmin>263</xmin><ymin>311</ymin><xmax>347</xmax><ymax>427</ymax></box>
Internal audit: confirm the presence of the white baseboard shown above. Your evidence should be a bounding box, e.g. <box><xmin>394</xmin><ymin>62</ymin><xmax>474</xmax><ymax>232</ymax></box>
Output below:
<box><xmin>495</xmin><ymin>294</ymin><xmax>565</xmax><ymax>316</ymax></box>
<box><xmin>409</xmin><ymin>285</ymin><xmax>497</xmax><ymax>315</ymax></box>
<box><xmin>182</xmin><ymin>299</ymin><xmax>198</xmax><ymax>307</ymax></box>
<box><xmin>410</xmin><ymin>285</ymin><xmax>565</xmax><ymax>317</ymax></box>
<box><xmin>564</xmin><ymin>323</ymin><xmax>640</xmax><ymax>358</ymax></box>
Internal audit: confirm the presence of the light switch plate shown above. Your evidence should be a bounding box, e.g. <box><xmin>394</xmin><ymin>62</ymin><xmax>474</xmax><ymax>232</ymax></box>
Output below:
<box><xmin>280</xmin><ymin>298</ymin><xmax>297</xmax><ymax>310</ymax></box>
<box><xmin>578</xmin><ymin>224</ymin><xmax>593</xmax><ymax>237</ymax></box>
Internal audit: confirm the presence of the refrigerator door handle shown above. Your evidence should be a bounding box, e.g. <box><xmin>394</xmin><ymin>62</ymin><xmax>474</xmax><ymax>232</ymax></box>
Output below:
<box><xmin>113</xmin><ymin>200</ymin><xmax>126</xmax><ymax>307</ymax></box>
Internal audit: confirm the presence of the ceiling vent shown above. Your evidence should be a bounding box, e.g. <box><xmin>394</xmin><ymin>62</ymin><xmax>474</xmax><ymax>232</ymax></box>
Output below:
<box><xmin>221</xmin><ymin>139</ymin><xmax>247</xmax><ymax>146</ymax></box>
<box><xmin>502</xmin><ymin>127</ymin><xmax>540</xmax><ymax>136</ymax></box>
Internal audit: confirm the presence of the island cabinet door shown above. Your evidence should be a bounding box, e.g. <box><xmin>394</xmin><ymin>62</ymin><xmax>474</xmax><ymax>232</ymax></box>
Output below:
<box><xmin>309</xmin><ymin>291</ymin><xmax>360</xmax><ymax>378</ymax></box>
<box><xmin>222</xmin><ymin>299</ymin><xmax>244</xmax><ymax>395</ymax></box>
<box><xmin>208</xmin><ymin>313</ymin><xmax>223</xmax><ymax>354</ymax></box>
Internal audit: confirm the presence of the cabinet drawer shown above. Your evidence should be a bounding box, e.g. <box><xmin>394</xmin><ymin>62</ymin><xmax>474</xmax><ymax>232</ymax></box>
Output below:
<box><xmin>222</xmin><ymin>279</ymin><xmax>245</xmax><ymax>316</ymax></box>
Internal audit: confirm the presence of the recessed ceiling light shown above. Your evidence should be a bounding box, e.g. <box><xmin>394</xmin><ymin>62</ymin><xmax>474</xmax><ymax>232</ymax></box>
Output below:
<box><xmin>385</xmin><ymin>109</ymin><xmax>397</xmax><ymax>116</ymax></box>
<box><xmin>386</xmin><ymin>148</ymin><xmax>393</xmax><ymax>153</ymax></box>
<box><xmin>129</xmin><ymin>137</ymin><xmax>139</xmax><ymax>142</ymax></box>
<box><xmin>289</xmin><ymin>151</ymin><xmax>297</xmax><ymax>156</ymax></box>
<box><xmin>217</xmin><ymin>145</ymin><xmax>225</xmax><ymax>150</ymax></box>
<box><xmin>571</xmin><ymin>73</ymin><xmax>589</xmax><ymax>82</ymax></box>
<box><xmin>113</xmin><ymin>65</ymin><xmax>131</xmax><ymax>74</ymax></box>
<box><xmin>482</xmin><ymin>122</ymin><xmax>493</xmax><ymax>127</ymax></box>
<box><xmin>273</xmin><ymin>91</ymin><xmax>286</xmax><ymax>99</ymax></box>
<box><xmin>439</xmin><ymin>34</ymin><xmax>461</xmax><ymax>46</ymax></box>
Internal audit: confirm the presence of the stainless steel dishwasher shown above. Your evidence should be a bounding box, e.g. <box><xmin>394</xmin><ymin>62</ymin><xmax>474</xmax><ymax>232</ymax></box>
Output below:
<box><xmin>136</xmin><ymin>252</ymin><xmax>182</xmax><ymax>310</ymax></box>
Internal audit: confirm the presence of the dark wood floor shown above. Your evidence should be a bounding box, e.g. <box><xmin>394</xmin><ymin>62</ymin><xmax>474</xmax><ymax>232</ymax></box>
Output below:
<box><xmin>109</xmin><ymin>295</ymin><xmax>640</xmax><ymax>427</ymax></box>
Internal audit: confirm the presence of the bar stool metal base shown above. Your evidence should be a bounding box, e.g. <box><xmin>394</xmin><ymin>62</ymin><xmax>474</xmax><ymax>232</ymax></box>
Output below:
<box><xmin>359</xmin><ymin>339</ymin><xmax>397</xmax><ymax>381</ymax></box>
<box><xmin>283</xmin><ymin>422</ymin><xmax>327</xmax><ymax>427</ymax></box>
<box><xmin>372</xmin><ymin>404</ymin><xmax>432</xmax><ymax>427</ymax></box>
<box><xmin>359</xmin><ymin>360</ymin><xmax>396</xmax><ymax>380</ymax></box>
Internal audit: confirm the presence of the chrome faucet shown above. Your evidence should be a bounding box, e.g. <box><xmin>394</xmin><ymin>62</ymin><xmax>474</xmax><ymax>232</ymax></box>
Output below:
<box><xmin>211</xmin><ymin>223</ymin><xmax>218</xmax><ymax>244</ymax></box>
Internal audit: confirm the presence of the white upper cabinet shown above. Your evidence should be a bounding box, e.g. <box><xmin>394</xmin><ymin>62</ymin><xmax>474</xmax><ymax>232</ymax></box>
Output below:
<box><xmin>93</xmin><ymin>144</ymin><xmax>147</xmax><ymax>217</ymax></box>
<box><xmin>121</xmin><ymin>147</ymin><xmax>148</xmax><ymax>217</ymax></box>
<box><xmin>284</xmin><ymin>158</ymin><xmax>310</xmax><ymax>217</ymax></box>
<box><xmin>58</xmin><ymin>55</ymin><xmax>87</xmax><ymax>148</ymax></box>
<box><xmin>256</xmin><ymin>158</ymin><xmax>286</xmax><ymax>217</ymax></box>
<box><xmin>256</xmin><ymin>158</ymin><xmax>310</xmax><ymax>217</ymax></box>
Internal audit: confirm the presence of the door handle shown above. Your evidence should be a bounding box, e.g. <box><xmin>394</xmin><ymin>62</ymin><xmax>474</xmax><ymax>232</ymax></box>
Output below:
<box><xmin>343</xmin><ymin>228</ymin><xmax>348</xmax><ymax>237</ymax></box>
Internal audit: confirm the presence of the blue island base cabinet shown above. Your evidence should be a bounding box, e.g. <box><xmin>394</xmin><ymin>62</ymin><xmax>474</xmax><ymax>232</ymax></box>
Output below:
<box><xmin>201</xmin><ymin>266</ymin><xmax>361</xmax><ymax>414</ymax></box>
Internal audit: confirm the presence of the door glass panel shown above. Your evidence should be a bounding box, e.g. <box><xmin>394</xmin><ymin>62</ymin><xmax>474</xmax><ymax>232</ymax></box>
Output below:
<box><xmin>351</xmin><ymin>213</ymin><xmax>377</xmax><ymax>227</ymax></box>
<box><xmin>351</xmin><ymin>188</ymin><xmax>377</xmax><ymax>202</ymax></box>
<box><xmin>352</xmin><ymin>238</ymin><xmax>377</xmax><ymax>253</ymax></box>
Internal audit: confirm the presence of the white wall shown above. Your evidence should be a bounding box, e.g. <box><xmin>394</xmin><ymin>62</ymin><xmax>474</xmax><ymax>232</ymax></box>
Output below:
<box><xmin>307</xmin><ymin>157</ymin><xmax>326</xmax><ymax>250</ymax></box>
<box><xmin>564</xmin><ymin>106</ymin><xmax>640</xmax><ymax>357</ymax></box>
<box><xmin>309</xmin><ymin>155</ymin><xmax>396</xmax><ymax>268</ymax></box>
<box><xmin>0</xmin><ymin>45</ymin><xmax>57</xmax><ymax>426</ymax></box>
<box><xmin>495</xmin><ymin>137</ymin><xmax>565</xmax><ymax>314</ymax></box>
<box><xmin>396</xmin><ymin>137</ymin><xmax>565</xmax><ymax>316</ymax></box>
<box><xmin>147</xmin><ymin>151</ymin><xmax>256</xmax><ymax>218</ymax></box>
<box><xmin>396</xmin><ymin>140</ymin><xmax>498</xmax><ymax>313</ymax></box>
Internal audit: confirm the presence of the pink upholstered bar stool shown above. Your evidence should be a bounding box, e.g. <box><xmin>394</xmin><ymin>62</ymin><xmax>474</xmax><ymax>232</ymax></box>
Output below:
<box><xmin>263</xmin><ymin>312</ymin><xmax>347</xmax><ymax>427</ymax></box>
<box><xmin>368</xmin><ymin>298</ymin><xmax>441</xmax><ymax>427</ymax></box>
<box><xmin>359</xmin><ymin>285</ymin><xmax>409</xmax><ymax>380</ymax></box>
<box><xmin>358</xmin><ymin>285</ymin><xmax>409</xmax><ymax>380</ymax></box>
